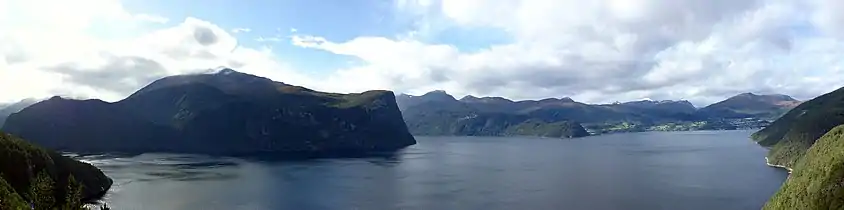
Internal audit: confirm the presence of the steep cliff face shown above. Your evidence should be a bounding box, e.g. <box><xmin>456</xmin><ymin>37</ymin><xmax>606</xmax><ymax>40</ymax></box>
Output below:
<box><xmin>2</xmin><ymin>69</ymin><xmax>416</xmax><ymax>155</ymax></box>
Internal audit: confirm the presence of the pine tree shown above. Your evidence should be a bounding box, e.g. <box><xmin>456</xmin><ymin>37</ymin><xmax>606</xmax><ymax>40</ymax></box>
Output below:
<box><xmin>61</xmin><ymin>175</ymin><xmax>84</xmax><ymax>210</ymax></box>
<box><xmin>27</xmin><ymin>170</ymin><xmax>54</xmax><ymax>210</ymax></box>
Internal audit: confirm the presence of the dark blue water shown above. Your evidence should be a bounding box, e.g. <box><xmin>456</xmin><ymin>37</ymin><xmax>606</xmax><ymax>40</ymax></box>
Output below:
<box><xmin>80</xmin><ymin>130</ymin><xmax>788</xmax><ymax>210</ymax></box>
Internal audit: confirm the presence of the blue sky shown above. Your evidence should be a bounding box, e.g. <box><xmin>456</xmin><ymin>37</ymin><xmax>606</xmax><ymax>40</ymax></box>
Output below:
<box><xmin>123</xmin><ymin>0</ymin><xmax>400</xmax><ymax>76</ymax></box>
<box><xmin>119</xmin><ymin>0</ymin><xmax>509</xmax><ymax>77</ymax></box>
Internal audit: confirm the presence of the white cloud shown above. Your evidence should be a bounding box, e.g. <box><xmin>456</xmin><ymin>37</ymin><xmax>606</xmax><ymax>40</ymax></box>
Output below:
<box><xmin>231</xmin><ymin>28</ymin><xmax>251</xmax><ymax>33</ymax></box>
<box><xmin>256</xmin><ymin>36</ymin><xmax>283</xmax><ymax>42</ymax></box>
<box><xmin>290</xmin><ymin>0</ymin><xmax>844</xmax><ymax>106</ymax></box>
<box><xmin>134</xmin><ymin>14</ymin><xmax>169</xmax><ymax>24</ymax></box>
<box><xmin>5</xmin><ymin>0</ymin><xmax>844</xmax><ymax>107</ymax></box>
<box><xmin>0</xmin><ymin>0</ymin><xmax>314</xmax><ymax>103</ymax></box>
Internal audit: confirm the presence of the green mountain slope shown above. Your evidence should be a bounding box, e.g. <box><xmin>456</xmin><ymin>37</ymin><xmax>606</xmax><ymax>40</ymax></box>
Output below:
<box><xmin>504</xmin><ymin>119</ymin><xmax>589</xmax><ymax>138</ymax></box>
<box><xmin>752</xmin><ymin>87</ymin><xmax>844</xmax><ymax>167</ymax></box>
<box><xmin>0</xmin><ymin>132</ymin><xmax>112</xmax><ymax>209</ymax></box>
<box><xmin>764</xmin><ymin>125</ymin><xmax>844</xmax><ymax>210</ymax></box>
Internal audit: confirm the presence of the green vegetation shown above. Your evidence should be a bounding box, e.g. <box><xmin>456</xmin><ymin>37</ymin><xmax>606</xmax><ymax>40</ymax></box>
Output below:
<box><xmin>403</xmin><ymin>106</ymin><xmax>589</xmax><ymax>138</ymax></box>
<box><xmin>584</xmin><ymin>122</ymin><xmax>645</xmax><ymax>134</ymax></box>
<box><xmin>504</xmin><ymin>119</ymin><xmax>589</xmax><ymax>138</ymax></box>
<box><xmin>0</xmin><ymin>132</ymin><xmax>110</xmax><ymax>210</ymax></box>
<box><xmin>0</xmin><ymin>175</ymin><xmax>27</xmax><ymax>210</ymax></box>
<box><xmin>581</xmin><ymin>119</ymin><xmax>747</xmax><ymax>134</ymax></box>
<box><xmin>0</xmin><ymin>170</ymin><xmax>87</xmax><ymax>210</ymax></box>
<box><xmin>327</xmin><ymin>90</ymin><xmax>393</xmax><ymax>109</ymax></box>
<box><xmin>764</xmin><ymin>125</ymin><xmax>844</xmax><ymax>210</ymax></box>
<box><xmin>752</xmin><ymin>87</ymin><xmax>844</xmax><ymax>168</ymax></box>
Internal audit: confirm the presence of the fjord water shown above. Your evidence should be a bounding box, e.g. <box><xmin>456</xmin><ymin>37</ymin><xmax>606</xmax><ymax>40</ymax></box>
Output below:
<box><xmin>81</xmin><ymin>130</ymin><xmax>787</xmax><ymax>210</ymax></box>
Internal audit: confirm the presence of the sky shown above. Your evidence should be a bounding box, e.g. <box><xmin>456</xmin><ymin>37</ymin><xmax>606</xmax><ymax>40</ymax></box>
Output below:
<box><xmin>2</xmin><ymin>0</ymin><xmax>844</xmax><ymax>106</ymax></box>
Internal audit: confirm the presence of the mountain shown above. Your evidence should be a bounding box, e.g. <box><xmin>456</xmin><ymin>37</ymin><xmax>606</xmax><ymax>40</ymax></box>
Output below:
<box><xmin>401</xmin><ymin>91</ymin><xmax>588</xmax><ymax>138</ymax></box>
<box><xmin>612</xmin><ymin>100</ymin><xmax>696</xmax><ymax>114</ymax></box>
<box><xmin>503</xmin><ymin>119</ymin><xmax>589</xmax><ymax>138</ymax></box>
<box><xmin>697</xmin><ymin>93</ymin><xmax>801</xmax><ymax>120</ymax></box>
<box><xmin>403</xmin><ymin>91</ymin><xmax>707</xmax><ymax>133</ymax></box>
<box><xmin>763</xmin><ymin>125</ymin><xmax>844</xmax><ymax>209</ymax></box>
<box><xmin>0</xmin><ymin>132</ymin><xmax>112</xmax><ymax>209</ymax></box>
<box><xmin>2</xmin><ymin>69</ymin><xmax>416</xmax><ymax>156</ymax></box>
<box><xmin>752</xmin><ymin>87</ymin><xmax>844</xmax><ymax>168</ymax></box>
<box><xmin>401</xmin><ymin>91</ymin><xmax>791</xmax><ymax>135</ymax></box>
<box><xmin>0</xmin><ymin>98</ymin><xmax>40</xmax><ymax>128</ymax></box>
<box><xmin>458</xmin><ymin>95</ymin><xmax>517</xmax><ymax>113</ymax></box>
<box><xmin>396</xmin><ymin>90</ymin><xmax>459</xmax><ymax>111</ymax></box>
<box><xmin>602</xmin><ymin>100</ymin><xmax>699</xmax><ymax>122</ymax></box>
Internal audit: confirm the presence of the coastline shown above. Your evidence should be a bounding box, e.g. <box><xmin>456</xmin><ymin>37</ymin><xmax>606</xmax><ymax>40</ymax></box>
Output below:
<box><xmin>765</xmin><ymin>157</ymin><xmax>793</xmax><ymax>174</ymax></box>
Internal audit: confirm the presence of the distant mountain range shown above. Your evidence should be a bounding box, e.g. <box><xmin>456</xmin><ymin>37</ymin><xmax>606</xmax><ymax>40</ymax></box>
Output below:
<box><xmin>397</xmin><ymin>91</ymin><xmax>589</xmax><ymax>138</ymax></box>
<box><xmin>397</xmin><ymin>91</ymin><xmax>801</xmax><ymax>136</ymax></box>
<box><xmin>0</xmin><ymin>77</ymin><xmax>802</xmax><ymax>142</ymax></box>
<box><xmin>1</xmin><ymin>69</ymin><xmax>416</xmax><ymax>156</ymax></box>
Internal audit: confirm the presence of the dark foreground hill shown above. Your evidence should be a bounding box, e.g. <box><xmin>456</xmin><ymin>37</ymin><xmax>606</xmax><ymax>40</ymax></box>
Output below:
<box><xmin>0</xmin><ymin>132</ymin><xmax>112</xmax><ymax>209</ymax></box>
<box><xmin>2</xmin><ymin>69</ymin><xmax>416</xmax><ymax>156</ymax></box>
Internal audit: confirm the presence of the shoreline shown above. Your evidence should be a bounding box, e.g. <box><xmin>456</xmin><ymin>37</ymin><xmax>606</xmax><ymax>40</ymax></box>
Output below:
<box><xmin>765</xmin><ymin>157</ymin><xmax>793</xmax><ymax>174</ymax></box>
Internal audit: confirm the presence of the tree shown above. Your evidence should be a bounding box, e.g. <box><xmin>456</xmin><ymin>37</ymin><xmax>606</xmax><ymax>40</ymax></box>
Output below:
<box><xmin>61</xmin><ymin>175</ymin><xmax>84</xmax><ymax>210</ymax></box>
<box><xmin>0</xmin><ymin>175</ymin><xmax>28</xmax><ymax>210</ymax></box>
<box><xmin>27</xmin><ymin>171</ymin><xmax>54</xmax><ymax>210</ymax></box>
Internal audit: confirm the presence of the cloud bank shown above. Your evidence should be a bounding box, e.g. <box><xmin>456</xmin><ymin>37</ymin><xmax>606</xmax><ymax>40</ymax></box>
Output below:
<box><xmin>3</xmin><ymin>0</ymin><xmax>844</xmax><ymax>106</ymax></box>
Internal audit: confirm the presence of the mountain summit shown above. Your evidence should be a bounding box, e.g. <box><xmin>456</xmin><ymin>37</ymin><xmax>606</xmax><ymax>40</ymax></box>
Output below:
<box><xmin>697</xmin><ymin>92</ymin><xmax>801</xmax><ymax>119</ymax></box>
<box><xmin>2</xmin><ymin>69</ymin><xmax>416</xmax><ymax>156</ymax></box>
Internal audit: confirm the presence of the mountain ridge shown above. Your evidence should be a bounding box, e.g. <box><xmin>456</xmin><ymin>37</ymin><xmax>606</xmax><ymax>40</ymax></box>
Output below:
<box><xmin>0</xmin><ymin>98</ymin><xmax>41</xmax><ymax>128</ymax></box>
<box><xmin>3</xmin><ymin>68</ymin><xmax>417</xmax><ymax>156</ymax></box>
<box><xmin>399</xmin><ymin>91</ymin><xmax>797</xmax><ymax>135</ymax></box>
